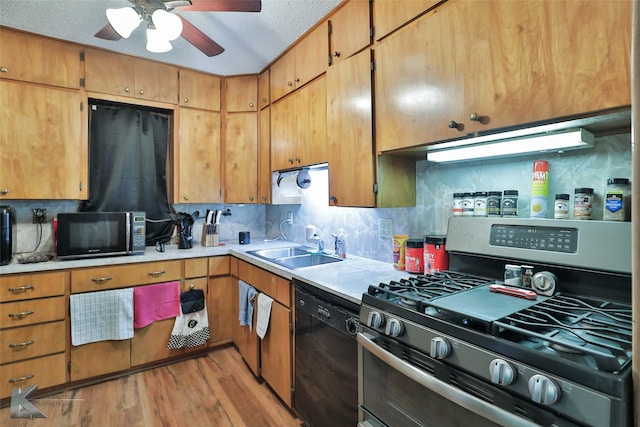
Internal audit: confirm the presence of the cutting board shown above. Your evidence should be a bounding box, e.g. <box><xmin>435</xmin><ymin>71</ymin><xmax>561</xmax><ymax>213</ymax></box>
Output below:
<box><xmin>429</xmin><ymin>284</ymin><xmax>549</xmax><ymax>322</ymax></box>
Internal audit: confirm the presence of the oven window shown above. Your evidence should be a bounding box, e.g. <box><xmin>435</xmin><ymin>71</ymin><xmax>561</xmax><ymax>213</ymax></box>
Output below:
<box><xmin>361</xmin><ymin>350</ymin><xmax>502</xmax><ymax>427</ymax></box>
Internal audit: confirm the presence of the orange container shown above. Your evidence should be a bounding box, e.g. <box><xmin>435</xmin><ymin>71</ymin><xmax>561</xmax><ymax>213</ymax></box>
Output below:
<box><xmin>392</xmin><ymin>235</ymin><xmax>409</xmax><ymax>270</ymax></box>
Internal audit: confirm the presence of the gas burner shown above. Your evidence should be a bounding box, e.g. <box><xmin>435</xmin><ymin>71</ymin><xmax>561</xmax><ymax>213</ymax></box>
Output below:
<box><xmin>398</xmin><ymin>298</ymin><xmax>418</xmax><ymax>309</ymax></box>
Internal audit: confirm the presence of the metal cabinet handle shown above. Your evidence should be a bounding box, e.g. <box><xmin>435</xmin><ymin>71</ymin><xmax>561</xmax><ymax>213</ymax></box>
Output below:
<box><xmin>8</xmin><ymin>285</ymin><xmax>34</xmax><ymax>292</ymax></box>
<box><xmin>9</xmin><ymin>340</ymin><xmax>35</xmax><ymax>348</ymax></box>
<box><xmin>295</xmin><ymin>156</ymin><xmax>301</xmax><ymax>164</ymax></box>
<box><xmin>333</xmin><ymin>51</ymin><xmax>341</xmax><ymax>57</ymax></box>
<box><xmin>124</xmin><ymin>87</ymin><xmax>131</xmax><ymax>93</ymax></box>
<box><xmin>287</xmin><ymin>81</ymin><xmax>293</xmax><ymax>87</ymax></box>
<box><xmin>295</xmin><ymin>77</ymin><xmax>300</xmax><ymax>83</ymax></box>
<box><xmin>9</xmin><ymin>374</ymin><xmax>35</xmax><ymax>383</ymax></box>
<box><xmin>249</xmin><ymin>102</ymin><xmax>254</xmax><ymax>108</ymax></box>
<box><xmin>0</xmin><ymin>67</ymin><xmax>8</xmax><ymax>73</ymax></box>
<box><xmin>8</xmin><ymin>310</ymin><xmax>34</xmax><ymax>318</ymax></box>
<box><xmin>183</xmin><ymin>195</ymin><xmax>189</xmax><ymax>201</ymax></box>
<box><xmin>329</xmin><ymin>195</ymin><xmax>338</xmax><ymax>203</ymax></box>
<box><xmin>91</xmin><ymin>276</ymin><xmax>112</xmax><ymax>284</ymax></box>
<box><xmin>1</xmin><ymin>188</ymin><xmax>9</xmax><ymax>195</ymax></box>
<box><xmin>148</xmin><ymin>270</ymin><xmax>166</xmax><ymax>277</ymax></box>
<box><xmin>262</xmin><ymin>97</ymin><xmax>267</xmax><ymax>102</ymax></box>
<box><xmin>139</xmin><ymin>89</ymin><xmax>144</xmax><ymax>95</ymax></box>
<box><xmin>288</xmin><ymin>158</ymin><xmax>294</xmax><ymax>164</ymax></box>
<box><xmin>470</xmin><ymin>112</ymin><xmax>481</xmax><ymax>121</ymax></box>
<box><xmin>448</xmin><ymin>120</ymin><xmax>460</xmax><ymax>129</ymax></box>
<box><xmin>249</xmin><ymin>195</ymin><xmax>254</xmax><ymax>201</ymax></box>
<box><xmin>183</xmin><ymin>98</ymin><xmax>189</xmax><ymax>103</ymax></box>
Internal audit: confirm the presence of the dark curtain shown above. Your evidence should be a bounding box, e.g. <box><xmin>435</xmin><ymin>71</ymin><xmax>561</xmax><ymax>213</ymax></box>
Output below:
<box><xmin>82</xmin><ymin>102</ymin><xmax>175</xmax><ymax>245</ymax></box>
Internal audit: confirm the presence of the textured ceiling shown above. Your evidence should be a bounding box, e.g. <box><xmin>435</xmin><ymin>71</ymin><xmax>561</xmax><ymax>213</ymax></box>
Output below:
<box><xmin>0</xmin><ymin>0</ymin><xmax>342</xmax><ymax>76</ymax></box>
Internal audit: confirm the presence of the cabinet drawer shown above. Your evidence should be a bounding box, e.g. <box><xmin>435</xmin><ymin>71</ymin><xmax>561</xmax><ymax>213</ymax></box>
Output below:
<box><xmin>0</xmin><ymin>321</ymin><xmax>66</xmax><ymax>364</ymax></box>
<box><xmin>209</xmin><ymin>256</ymin><xmax>230</xmax><ymax>276</ymax></box>
<box><xmin>238</xmin><ymin>261</ymin><xmax>291</xmax><ymax>307</ymax></box>
<box><xmin>0</xmin><ymin>296</ymin><xmax>66</xmax><ymax>329</ymax></box>
<box><xmin>1</xmin><ymin>353</ymin><xmax>67</xmax><ymax>399</ymax></box>
<box><xmin>71</xmin><ymin>260</ymin><xmax>182</xmax><ymax>293</ymax></box>
<box><xmin>1</xmin><ymin>272</ymin><xmax>67</xmax><ymax>302</ymax></box>
<box><xmin>185</xmin><ymin>258</ymin><xmax>208</xmax><ymax>278</ymax></box>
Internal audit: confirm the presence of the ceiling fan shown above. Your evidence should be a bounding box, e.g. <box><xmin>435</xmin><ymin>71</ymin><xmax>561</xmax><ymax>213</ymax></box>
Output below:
<box><xmin>95</xmin><ymin>0</ymin><xmax>262</xmax><ymax>56</ymax></box>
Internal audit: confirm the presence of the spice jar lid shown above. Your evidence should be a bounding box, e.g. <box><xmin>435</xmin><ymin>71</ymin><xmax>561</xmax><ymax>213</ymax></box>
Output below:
<box><xmin>424</xmin><ymin>236</ymin><xmax>446</xmax><ymax>245</ymax></box>
<box><xmin>474</xmin><ymin>191</ymin><xmax>487</xmax><ymax>196</ymax></box>
<box><xmin>574</xmin><ymin>187</ymin><xmax>594</xmax><ymax>194</ymax></box>
<box><xmin>503</xmin><ymin>190</ymin><xmax>519</xmax><ymax>196</ymax></box>
<box><xmin>462</xmin><ymin>192</ymin><xmax>473</xmax><ymax>197</ymax></box>
<box><xmin>453</xmin><ymin>192</ymin><xmax>465</xmax><ymax>197</ymax></box>
<box><xmin>555</xmin><ymin>193</ymin><xmax>570</xmax><ymax>200</ymax></box>
<box><xmin>607</xmin><ymin>178</ymin><xmax>630</xmax><ymax>185</ymax></box>
<box><xmin>406</xmin><ymin>238</ymin><xmax>424</xmax><ymax>248</ymax></box>
<box><xmin>488</xmin><ymin>191</ymin><xmax>502</xmax><ymax>196</ymax></box>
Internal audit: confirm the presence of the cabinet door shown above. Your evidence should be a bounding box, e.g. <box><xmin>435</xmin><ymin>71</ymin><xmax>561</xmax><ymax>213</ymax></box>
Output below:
<box><xmin>296</xmin><ymin>76</ymin><xmax>328</xmax><ymax>167</ymax></box>
<box><xmin>258</xmin><ymin>69</ymin><xmax>270</xmax><ymax>109</ymax></box>
<box><xmin>260</xmin><ymin>300</ymin><xmax>292</xmax><ymax>407</ymax></box>
<box><xmin>270</xmin><ymin>95</ymin><xmax>297</xmax><ymax>171</ymax></box>
<box><xmin>258</xmin><ymin>107</ymin><xmax>272</xmax><ymax>203</ymax></box>
<box><xmin>179</xmin><ymin>69</ymin><xmax>221</xmax><ymax>111</ymax></box>
<box><xmin>327</xmin><ymin>50</ymin><xmax>374</xmax><ymax>207</ymax></box>
<box><xmin>295</xmin><ymin>22</ymin><xmax>329</xmax><ymax>88</ymax></box>
<box><xmin>230</xmin><ymin>276</ymin><xmax>259</xmax><ymax>376</ymax></box>
<box><xmin>225</xmin><ymin>113</ymin><xmax>258</xmax><ymax>203</ymax></box>
<box><xmin>174</xmin><ymin>108</ymin><xmax>222</xmax><ymax>203</ymax></box>
<box><xmin>270</xmin><ymin>50</ymin><xmax>296</xmax><ymax>102</ymax></box>
<box><xmin>1</xmin><ymin>353</ymin><xmax>66</xmax><ymax>399</ymax></box>
<box><xmin>0</xmin><ymin>29</ymin><xmax>81</xmax><ymax>89</ymax></box>
<box><xmin>70</xmin><ymin>340</ymin><xmax>130</xmax><ymax>381</ymax></box>
<box><xmin>208</xmin><ymin>276</ymin><xmax>233</xmax><ymax>344</ymax></box>
<box><xmin>329</xmin><ymin>0</ymin><xmax>371</xmax><ymax>65</ymax></box>
<box><xmin>0</xmin><ymin>81</ymin><xmax>87</xmax><ymax>199</ymax></box>
<box><xmin>84</xmin><ymin>48</ymin><xmax>136</xmax><ymax>98</ymax></box>
<box><xmin>461</xmin><ymin>0</ymin><xmax>632</xmax><ymax>134</ymax></box>
<box><xmin>226</xmin><ymin>76</ymin><xmax>258</xmax><ymax>112</ymax></box>
<box><xmin>374</xmin><ymin>4</ymin><xmax>464</xmax><ymax>152</ymax></box>
<box><xmin>134</xmin><ymin>58</ymin><xmax>178</xmax><ymax>104</ymax></box>
<box><xmin>373</xmin><ymin>0</ymin><xmax>439</xmax><ymax>40</ymax></box>
<box><xmin>130</xmin><ymin>318</ymin><xmax>184</xmax><ymax>366</ymax></box>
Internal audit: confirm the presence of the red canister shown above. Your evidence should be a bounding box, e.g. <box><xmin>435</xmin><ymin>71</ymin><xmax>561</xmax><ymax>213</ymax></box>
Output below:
<box><xmin>424</xmin><ymin>236</ymin><xmax>448</xmax><ymax>274</ymax></box>
<box><xmin>405</xmin><ymin>239</ymin><xmax>424</xmax><ymax>273</ymax></box>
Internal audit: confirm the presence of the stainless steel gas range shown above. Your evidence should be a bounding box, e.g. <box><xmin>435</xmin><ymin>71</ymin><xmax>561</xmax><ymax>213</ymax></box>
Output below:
<box><xmin>358</xmin><ymin>217</ymin><xmax>632</xmax><ymax>427</ymax></box>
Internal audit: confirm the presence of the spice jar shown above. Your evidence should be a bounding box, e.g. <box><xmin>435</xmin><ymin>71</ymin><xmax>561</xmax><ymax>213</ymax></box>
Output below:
<box><xmin>405</xmin><ymin>239</ymin><xmax>424</xmax><ymax>274</ymax></box>
<box><xmin>604</xmin><ymin>178</ymin><xmax>630</xmax><ymax>222</ymax></box>
<box><xmin>461</xmin><ymin>192</ymin><xmax>475</xmax><ymax>217</ymax></box>
<box><xmin>487</xmin><ymin>191</ymin><xmax>502</xmax><ymax>216</ymax></box>
<box><xmin>553</xmin><ymin>194</ymin><xmax>570</xmax><ymax>219</ymax></box>
<box><xmin>424</xmin><ymin>236</ymin><xmax>448</xmax><ymax>274</ymax></box>
<box><xmin>504</xmin><ymin>264</ymin><xmax>522</xmax><ymax>286</ymax></box>
<box><xmin>452</xmin><ymin>193</ymin><xmax>464</xmax><ymax>217</ymax></box>
<box><xmin>502</xmin><ymin>190</ymin><xmax>519</xmax><ymax>216</ymax></box>
<box><xmin>573</xmin><ymin>188</ymin><xmax>594</xmax><ymax>220</ymax></box>
<box><xmin>473</xmin><ymin>191</ymin><xmax>488</xmax><ymax>216</ymax></box>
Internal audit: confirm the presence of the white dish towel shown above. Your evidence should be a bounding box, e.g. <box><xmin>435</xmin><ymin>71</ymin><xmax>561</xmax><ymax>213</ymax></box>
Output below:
<box><xmin>70</xmin><ymin>288</ymin><xmax>134</xmax><ymax>346</ymax></box>
<box><xmin>256</xmin><ymin>293</ymin><xmax>273</xmax><ymax>339</ymax></box>
<box><xmin>167</xmin><ymin>302</ymin><xmax>210</xmax><ymax>350</ymax></box>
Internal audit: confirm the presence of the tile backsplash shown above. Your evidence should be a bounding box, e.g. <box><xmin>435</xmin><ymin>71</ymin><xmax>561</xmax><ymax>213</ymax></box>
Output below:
<box><xmin>3</xmin><ymin>132</ymin><xmax>631</xmax><ymax>265</ymax></box>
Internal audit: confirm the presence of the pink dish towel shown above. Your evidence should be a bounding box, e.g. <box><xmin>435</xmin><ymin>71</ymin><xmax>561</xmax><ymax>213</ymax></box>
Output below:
<box><xmin>133</xmin><ymin>281</ymin><xmax>181</xmax><ymax>329</ymax></box>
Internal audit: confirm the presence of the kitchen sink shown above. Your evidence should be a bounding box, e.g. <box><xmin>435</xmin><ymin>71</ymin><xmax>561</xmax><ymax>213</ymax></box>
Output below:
<box><xmin>247</xmin><ymin>247</ymin><xmax>343</xmax><ymax>269</ymax></box>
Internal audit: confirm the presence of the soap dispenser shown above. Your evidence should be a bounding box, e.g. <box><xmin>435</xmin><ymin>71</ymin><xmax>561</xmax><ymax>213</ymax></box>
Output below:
<box><xmin>333</xmin><ymin>228</ymin><xmax>347</xmax><ymax>259</ymax></box>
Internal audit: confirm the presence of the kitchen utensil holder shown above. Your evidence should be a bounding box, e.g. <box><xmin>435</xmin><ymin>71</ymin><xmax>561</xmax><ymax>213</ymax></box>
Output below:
<box><xmin>201</xmin><ymin>225</ymin><xmax>219</xmax><ymax>247</ymax></box>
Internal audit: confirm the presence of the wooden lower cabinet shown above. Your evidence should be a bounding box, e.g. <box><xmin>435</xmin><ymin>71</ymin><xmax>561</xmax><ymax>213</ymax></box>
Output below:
<box><xmin>1</xmin><ymin>353</ymin><xmax>66</xmax><ymax>399</ymax></box>
<box><xmin>70</xmin><ymin>340</ymin><xmax>130</xmax><ymax>381</ymax></box>
<box><xmin>130</xmin><ymin>318</ymin><xmax>185</xmax><ymax>367</ymax></box>
<box><xmin>260</xmin><ymin>300</ymin><xmax>292</xmax><ymax>407</ymax></box>
<box><xmin>209</xmin><ymin>276</ymin><xmax>234</xmax><ymax>345</ymax></box>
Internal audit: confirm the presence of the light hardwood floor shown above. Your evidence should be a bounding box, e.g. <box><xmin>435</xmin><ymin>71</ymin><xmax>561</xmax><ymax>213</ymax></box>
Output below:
<box><xmin>1</xmin><ymin>346</ymin><xmax>303</xmax><ymax>427</ymax></box>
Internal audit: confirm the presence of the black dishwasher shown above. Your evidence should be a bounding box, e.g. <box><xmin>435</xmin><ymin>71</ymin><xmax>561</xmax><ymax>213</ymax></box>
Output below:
<box><xmin>294</xmin><ymin>280</ymin><xmax>359</xmax><ymax>427</ymax></box>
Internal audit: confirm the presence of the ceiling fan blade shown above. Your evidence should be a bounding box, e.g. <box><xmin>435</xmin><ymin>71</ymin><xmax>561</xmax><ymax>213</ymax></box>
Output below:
<box><xmin>94</xmin><ymin>23</ymin><xmax>123</xmax><ymax>41</ymax></box>
<box><xmin>178</xmin><ymin>16</ymin><xmax>225</xmax><ymax>57</ymax></box>
<box><xmin>177</xmin><ymin>0</ymin><xmax>261</xmax><ymax>12</ymax></box>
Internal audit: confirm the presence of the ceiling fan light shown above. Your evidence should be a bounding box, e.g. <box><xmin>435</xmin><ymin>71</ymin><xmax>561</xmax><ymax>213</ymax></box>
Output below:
<box><xmin>106</xmin><ymin>7</ymin><xmax>141</xmax><ymax>39</ymax></box>
<box><xmin>152</xmin><ymin>9</ymin><xmax>183</xmax><ymax>41</ymax></box>
<box><xmin>146</xmin><ymin>28</ymin><xmax>173</xmax><ymax>53</ymax></box>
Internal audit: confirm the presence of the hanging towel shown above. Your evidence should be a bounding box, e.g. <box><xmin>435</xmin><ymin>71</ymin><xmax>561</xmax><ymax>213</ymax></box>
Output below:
<box><xmin>256</xmin><ymin>293</ymin><xmax>273</xmax><ymax>339</ymax></box>
<box><xmin>167</xmin><ymin>302</ymin><xmax>210</xmax><ymax>349</ymax></box>
<box><xmin>70</xmin><ymin>288</ymin><xmax>134</xmax><ymax>346</ymax></box>
<box><xmin>133</xmin><ymin>281</ymin><xmax>181</xmax><ymax>329</ymax></box>
<box><xmin>238</xmin><ymin>280</ymin><xmax>257</xmax><ymax>330</ymax></box>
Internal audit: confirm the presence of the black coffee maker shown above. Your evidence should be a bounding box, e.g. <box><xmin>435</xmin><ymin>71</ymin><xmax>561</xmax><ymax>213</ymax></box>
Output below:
<box><xmin>1</xmin><ymin>206</ymin><xmax>16</xmax><ymax>266</ymax></box>
<box><xmin>176</xmin><ymin>212</ymin><xmax>194</xmax><ymax>249</ymax></box>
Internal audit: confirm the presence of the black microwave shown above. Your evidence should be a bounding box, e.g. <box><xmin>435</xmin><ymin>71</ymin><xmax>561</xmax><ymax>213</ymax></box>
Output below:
<box><xmin>56</xmin><ymin>212</ymin><xmax>146</xmax><ymax>260</ymax></box>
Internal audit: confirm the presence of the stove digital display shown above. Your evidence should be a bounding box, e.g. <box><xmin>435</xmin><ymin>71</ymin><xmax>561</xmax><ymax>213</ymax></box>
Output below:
<box><xmin>490</xmin><ymin>225</ymin><xmax>578</xmax><ymax>253</ymax></box>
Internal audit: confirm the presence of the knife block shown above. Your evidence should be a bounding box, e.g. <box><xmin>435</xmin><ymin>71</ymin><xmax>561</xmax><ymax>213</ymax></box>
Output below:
<box><xmin>201</xmin><ymin>225</ymin><xmax>219</xmax><ymax>247</ymax></box>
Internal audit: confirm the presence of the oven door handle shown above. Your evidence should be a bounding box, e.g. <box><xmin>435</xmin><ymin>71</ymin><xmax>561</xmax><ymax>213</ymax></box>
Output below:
<box><xmin>357</xmin><ymin>332</ymin><xmax>540</xmax><ymax>427</ymax></box>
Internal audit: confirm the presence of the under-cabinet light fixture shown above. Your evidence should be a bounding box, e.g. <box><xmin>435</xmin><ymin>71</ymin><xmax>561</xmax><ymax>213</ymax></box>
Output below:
<box><xmin>426</xmin><ymin>128</ymin><xmax>595</xmax><ymax>163</ymax></box>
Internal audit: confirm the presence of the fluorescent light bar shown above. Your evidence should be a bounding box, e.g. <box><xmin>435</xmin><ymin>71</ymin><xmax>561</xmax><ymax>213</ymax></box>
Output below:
<box><xmin>426</xmin><ymin>128</ymin><xmax>594</xmax><ymax>163</ymax></box>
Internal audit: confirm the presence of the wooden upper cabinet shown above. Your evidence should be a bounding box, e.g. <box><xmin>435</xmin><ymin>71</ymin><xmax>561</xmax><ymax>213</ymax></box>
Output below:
<box><xmin>460</xmin><ymin>0</ymin><xmax>632</xmax><ymax>134</ymax></box>
<box><xmin>225</xmin><ymin>75</ymin><xmax>258</xmax><ymax>112</ymax></box>
<box><xmin>174</xmin><ymin>108</ymin><xmax>222</xmax><ymax>203</ymax></box>
<box><xmin>224</xmin><ymin>113</ymin><xmax>258</xmax><ymax>203</ymax></box>
<box><xmin>258</xmin><ymin>69</ymin><xmax>270</xmax><ymax>108</ymax></box>
<box><xmin>84</xmin><ymin>48</ymin><xmax>178</xmax><ymax>104</ymax></box>
<box><xmin>375</xmin><ymin>4</ymin><xmax>463</xmax><ymax>152</ymax></box>
<box><xmin>0</xmin><ymin>81</ymin><xmax>87</xmax><ymax>200</ymax></box>
<box><xmin>0</xmin><ymin>29</ymin><xmax>81</xmax><ymax>89</ymax></box>
<box><xmin>373</xmin><ymin>0</ymin><xmax>440</xmax><ymax>40</ymax></box>
<box><xmin>258</xmin><ymin>107</ymin><xmax>271</xmax><ymax>204</ymax></box>
<box><xmin>270</xmin><ymin>22</ymin><xmax>329</xmax><ymax>102</ymax></box>
<box><xmin>328</xmin><ymin>0</ymin><xmax>371</xmax><ymax>65</ymax></box>
<box><xmin>179</xmin><ymin>69</ymin><xmax>221</xmax><ymax>111</ymax></box>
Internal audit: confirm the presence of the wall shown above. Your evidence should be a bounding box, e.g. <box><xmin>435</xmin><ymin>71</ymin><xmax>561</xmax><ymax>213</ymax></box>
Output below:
<box><xmin>266</xmin><ymin>132</ymin><xmax>632</xmax><ymax>263</ymax></box>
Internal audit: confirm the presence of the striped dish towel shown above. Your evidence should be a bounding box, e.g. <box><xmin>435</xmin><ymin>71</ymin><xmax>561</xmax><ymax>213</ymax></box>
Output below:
<box><xmin>70</xmin><ymin>288</ymin><xmax>134</xmax><ymax>346</ymax></box>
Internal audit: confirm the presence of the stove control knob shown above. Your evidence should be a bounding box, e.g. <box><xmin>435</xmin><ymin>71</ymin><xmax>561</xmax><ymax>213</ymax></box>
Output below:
<box><xmin>489</xmin><ymin>359</ymin><xmax>516</xmax><ymax>385</ymax></box>
<box><xmin>385</xmin><ymin>318</ymin><xmax>404</xmax><ymax>337</ymax></box>
<box><xmin>430</xmin><ymin>337</ymin><xmax>451</xmax><ymax>359</ymax></box>
<box><xmin>367</xmin><ymin>311</ymin><xmax>385</xmax><ymax>329</ymax></box>
<box><xmin>528</xmin><ymin>374</ymin><xmax>560</xmax><ymax>405</ymax></box>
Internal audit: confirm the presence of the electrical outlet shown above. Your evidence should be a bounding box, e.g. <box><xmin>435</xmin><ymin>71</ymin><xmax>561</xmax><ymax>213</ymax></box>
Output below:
<box><xmin>32</xmin><ymin>208</ymin><xmax>47</xmax><ymax>224</ymax></box>
<box><xmin>286</xmin><ymin>211</ymin><xmax>294</xmax><ymax>223</ymax></box>
<box><xmin>378</xmin><ymin>218</ymin><xmax>393</xmax><ymax>237</ymax></box>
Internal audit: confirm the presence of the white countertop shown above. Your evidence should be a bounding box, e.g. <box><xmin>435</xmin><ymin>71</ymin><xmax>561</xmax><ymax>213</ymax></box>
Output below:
<box><xmin>0</xmin><ymin>240</ymin><xmax>413</xmax><ymax>305</ymax></box>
